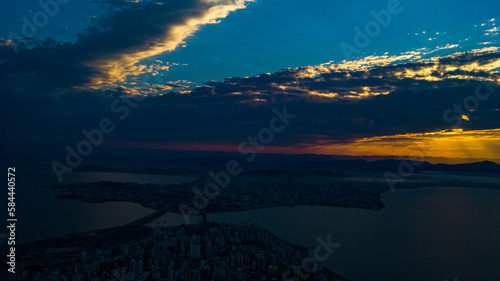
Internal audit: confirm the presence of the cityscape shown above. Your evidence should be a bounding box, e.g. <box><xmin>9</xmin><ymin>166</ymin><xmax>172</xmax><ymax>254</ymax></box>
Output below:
<box><xmin>7</xmin><ymin>221</ymin><xmax>346</xmax><ymax>281</ymax></box>
<box><xmin>2</xmin><ymin>0</ymin><xmax>500</xmax><ymax>280</ymax></box>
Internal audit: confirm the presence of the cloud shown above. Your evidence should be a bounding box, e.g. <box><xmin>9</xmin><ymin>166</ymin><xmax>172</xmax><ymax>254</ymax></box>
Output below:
<box><xmin>185</xmin><ymin>47</ymin><xmax>500</xmax><ymax>104</ymax></box>
<box><xmin>123</xmin><ymin>48</ymin><xmax>499</xmax><ymax>157</ymax></box>
<box><xmin>3</xmin><ymin>47</ymin><xmax>500</xmax><ymax>148</ymax></box>
<box><xmin>85</xmin><ymin>0</ymin><xmax>254</xmax><ymax>88</ymax></box>
<box><xmin>1</xmin><ymin>8</ymin><xmax>500</xmax><ymax>161</ymax></box>
<box><xmin>486</xmin><ymin>27</ymin><xmax>499</xmax><ymax>33</ymax></box>
<box><xmin>299</xmin><ymin>128</ymin><xmax>500</xmax><ymax>159</ymax></box>
<box><xmin>0</xmin><ymin>0</ymin><xmax>253</xmax><ymax>96</ymax></box>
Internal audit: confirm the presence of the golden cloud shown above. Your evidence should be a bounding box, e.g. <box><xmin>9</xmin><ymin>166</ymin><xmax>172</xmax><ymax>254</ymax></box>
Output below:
<box><xmin>86</xmin><ymin>0</ymin><xmax>254</xmax><ymax>90</ymax></box>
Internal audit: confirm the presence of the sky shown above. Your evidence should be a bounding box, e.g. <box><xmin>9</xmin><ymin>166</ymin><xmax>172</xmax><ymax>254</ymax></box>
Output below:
<box><xmin>1</xmin><ymin>0</ymin><xmax>500</xmax><ymax>163</ymax></box>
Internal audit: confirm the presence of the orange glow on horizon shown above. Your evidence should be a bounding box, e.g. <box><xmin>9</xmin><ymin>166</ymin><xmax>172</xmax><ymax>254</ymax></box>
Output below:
<box><xmin>104</xmin><ymin>128</ymin><xmax>500</xmax><ymax>163</ymax></box>
<box><xmin>302</xmin><ymin>128</ymin><xmax>500</xmax><ymax>160</ymax></box>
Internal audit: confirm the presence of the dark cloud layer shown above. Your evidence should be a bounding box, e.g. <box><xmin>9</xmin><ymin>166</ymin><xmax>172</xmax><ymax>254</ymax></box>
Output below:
<box><xmin>2</xmin><ymin>50</ymin><xmax>500</xmax><ymax>148</ymax></box>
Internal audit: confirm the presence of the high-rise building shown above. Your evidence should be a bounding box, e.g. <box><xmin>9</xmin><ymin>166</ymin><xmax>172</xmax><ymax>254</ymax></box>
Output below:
<box><xmin>129</xmin><ymin>259</ymin><xmax>137</xmax><ymax>274</ymax></box>
<box><xmin>190</xmin><ymin>243</ymin><xmax>201</xmax><ymax>258</ymax></box>
<box><xmin>138</xmin><ymin>260</ymin><xmax>144</xmax><ymax>275</ymax></box>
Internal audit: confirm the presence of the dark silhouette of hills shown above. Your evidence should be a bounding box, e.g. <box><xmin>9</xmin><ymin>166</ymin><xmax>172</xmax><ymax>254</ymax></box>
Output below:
<box><xmin>75</xmin><ymin>155</ymin><xmax>500</xmax><ymax>175</ymax></box>
<box><xmin>1</xmin><ymin>142</ymin><xmax>498</xmax><ymax>174</ymax></box>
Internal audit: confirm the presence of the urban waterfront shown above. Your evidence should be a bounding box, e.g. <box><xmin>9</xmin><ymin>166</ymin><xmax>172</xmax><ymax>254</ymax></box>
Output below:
<box><xmin>2</xmin><ymin>166</ymin><xmax>193</xmax><ymax>243</ymax></box>
<box><xmin>5</xmin><ymin>167</ymin><xmax>500</xmax><ymax>281</ymax></box>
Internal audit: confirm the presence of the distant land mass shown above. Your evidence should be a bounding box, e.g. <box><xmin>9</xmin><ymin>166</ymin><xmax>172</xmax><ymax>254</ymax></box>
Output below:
<box><xmin>52</xmin><ymin>157</ymin><xmax>500</xmax><ymax>217</ymax></box>
<box><xmin>1</xmin><ymin>143</ymin><xmax>500</xmax><ymax>167</ymax></box>
<box><xmin>72</xmin><ymin>157</ymin><xmax>500</xmax><ymax>175</ymax></box>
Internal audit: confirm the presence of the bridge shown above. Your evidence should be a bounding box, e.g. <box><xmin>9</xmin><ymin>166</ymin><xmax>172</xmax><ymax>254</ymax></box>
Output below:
<box><xmin>74</xmin><ymin>205</ymin><xmax>175</xmax><ymax>239</ymax></box>
<box><xmin>122</xmin><ymin>205</ymin><xmax>172</xmax><ymax>228</ymax></box>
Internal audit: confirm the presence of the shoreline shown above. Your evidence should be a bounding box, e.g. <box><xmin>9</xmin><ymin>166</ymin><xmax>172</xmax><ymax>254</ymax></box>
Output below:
<box><xmin>12</xmin><ymin>185</ymin><xmax>500</xmax><ymax>247</ymax></box>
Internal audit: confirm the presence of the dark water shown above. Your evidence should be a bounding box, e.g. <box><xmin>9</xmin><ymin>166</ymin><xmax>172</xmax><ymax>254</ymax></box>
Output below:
<box><xmin>2</xmin><ymin>166</ymin><xmax>194</xmax><ymax>243</ymax></box>
<box><xmin>204</xmin><ymin>187</ymin><xmax>500</xmax><ymax>281</ymax></box>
